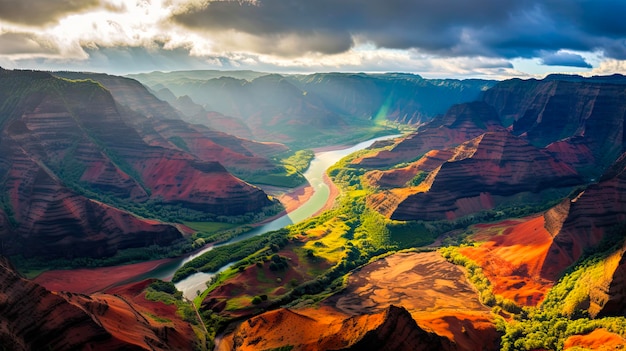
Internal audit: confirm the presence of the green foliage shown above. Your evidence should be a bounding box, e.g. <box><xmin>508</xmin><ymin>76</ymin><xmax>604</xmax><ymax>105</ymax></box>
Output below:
<box><xmin>233</xmin><ymin>165</ymin><xmax>306</xmax><ymax>187</ymax></box>
<box><xmin>281</xmin><ymin>149</ymin><xmax>315</xmax><ymax>173</ymax></box>
<box><xmin>251</xmin><ymin>296</ymin><xmax>262</xmax><ymax>305</ymax></box>
<box><xmin>172</xmin><ymin>229</ymin><xmax>289</xmax><ymax>282</ymax></box>
<box><xmin>144</xmin><ymin>279</ymin><xmax>201</xmax><ymax>326</ymax></box>
<box><xmin>149</xmin><ymin>280</ymin><xmax>180</xmax><ymax>295</ymax></box>
<box><xmin>167</xmin><ymin>136</ymin><xmax>190</xmax><ymax>152</ymax></box>
<box><xmin>406</xmin><ymin>171</ymin><xmax>427</xmax><ymax>187</ymax></box>
<box><xmin>387</xmin><ymin>220</ymin><xmax>437</xmax><ymax>247</ymax></box>
<box><xmin>495</xmin><ymin>249</ymin><xmax>626</xmax><ymax>350</ymax></box>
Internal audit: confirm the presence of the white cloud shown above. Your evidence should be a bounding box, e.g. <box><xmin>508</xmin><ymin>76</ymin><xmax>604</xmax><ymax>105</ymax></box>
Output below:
<box><xmin>0</xmin><ymin>0</ymin><xmax>624</xmax><ymax>79</ymax></box>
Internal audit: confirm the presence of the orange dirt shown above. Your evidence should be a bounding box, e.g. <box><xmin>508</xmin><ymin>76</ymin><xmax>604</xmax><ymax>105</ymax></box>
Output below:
<box><xmin>564</xmin><ymin>329</ymin><xmax>626</xmax><ymax>350</ymax></box>
<box><xmin>324</xmin><ymin>251</ymin><xmax>499</xmax><ymax>350</ymax></box>
<box><xmin>33</xmin><ymin>258</ymin><xmax>174</xmax><ymax>294</ymax></box>
<box><xmin>317</xmin><ymin>173</ymin><xmax>340</xmax><ymax>215</ymax></box>
<box><xmin>216</xmin><ymin>251</ymin><xmax>499</xmax><ymax>350</ymax></box>
<box><xmin>460</xmin><ymin>215</ymin><xmax>556</xmax><ymax>306</ymax></box>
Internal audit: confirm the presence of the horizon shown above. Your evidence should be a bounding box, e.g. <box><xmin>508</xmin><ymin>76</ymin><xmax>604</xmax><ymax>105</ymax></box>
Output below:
<box><xmin>1</xmin><ymin>1</ymin><xmax>626</xmax><ymax>79</ymax></box>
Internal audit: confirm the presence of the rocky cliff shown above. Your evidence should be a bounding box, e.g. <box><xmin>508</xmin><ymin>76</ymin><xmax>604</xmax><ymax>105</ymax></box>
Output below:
<box><xmin>354</xmin><ymin>101</ymin><xmax>504</xmax><ymax>168</ymax></box>
<box><xmin>0</xmin><ymin>68</ymin><xmax>272</xmax><ymax>259</ymax></box>
<box><xmin>0</xmin><ymin>258</ymin><xmax>194</xmax><ymax>350</ymax></box>
<box><xmin>482</xmin><ymin>76</ymin><xmax>626</xmax><ymax>173</ymax></box>
<box><xmin>541</xmin><ymin>150</ymin><xmax>626</xmax><ymax>278</ymax></box>
<box><xmin>368</xmin><ymin>130</ymin><xmax>582</xmax><ymax>221</ymax></box>
<box><xmin>218</xmin><ymin>305</ymin><xmax>453</xmax><ymax>351</ymax></box>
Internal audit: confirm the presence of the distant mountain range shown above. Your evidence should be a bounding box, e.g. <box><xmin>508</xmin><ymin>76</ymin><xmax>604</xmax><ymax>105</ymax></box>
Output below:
<box><xmin>129</xmin><ymin>71</ymin><xmax>495</xmax><ymax>148</ymax></box>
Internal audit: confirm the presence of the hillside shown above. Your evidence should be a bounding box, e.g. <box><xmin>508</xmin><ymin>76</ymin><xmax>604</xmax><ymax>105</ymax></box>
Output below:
<box><xmin>0</xmin><ymin>257</ymin><xmax>197</xmax><ymax>350</ymax></box>
<box><xmin>0</xmin><ymin>68</ymin><xmax>274</xmax><ymax>260</ymax></box>
<box><xmin>3</xmin><ymin>71</ymin><xmax>626</xmax><ymax>350</ymax></box>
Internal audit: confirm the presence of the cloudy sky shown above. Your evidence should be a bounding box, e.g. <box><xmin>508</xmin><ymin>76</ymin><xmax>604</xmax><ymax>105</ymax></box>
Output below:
<box><xmin>1</xmin><ymin>0</ymin><xmax>625</xmax><ymax>78</ymax></box>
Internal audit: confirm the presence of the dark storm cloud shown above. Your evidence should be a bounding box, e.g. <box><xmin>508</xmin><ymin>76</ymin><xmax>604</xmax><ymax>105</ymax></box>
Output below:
<box><xmin>540</xmin><ymin>51</ymin><xmax>592</xmax><ymax>68</ymax></box>
<box><xmin>0</xmin><ymin>0</ymin><xmax>100</xmax><ymax>26</ymax></box>
<box><xmin>171</xmin><ymin>0</ymin><xmax>626</xmax><ymax>59</ymax></box>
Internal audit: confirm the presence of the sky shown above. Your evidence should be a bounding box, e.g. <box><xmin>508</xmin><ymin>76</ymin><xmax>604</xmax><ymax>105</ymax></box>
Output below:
<box><xmin>1</xmin><ymin>0</ymin><xmax>626</xmax><ymax>79</ymax></box>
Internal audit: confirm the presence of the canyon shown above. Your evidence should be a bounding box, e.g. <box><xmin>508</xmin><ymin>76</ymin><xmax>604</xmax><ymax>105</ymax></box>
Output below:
<box><xmin>1</xmin><ymin>69</ymin><xmax>626</xmax><ymax>350</ymax></box>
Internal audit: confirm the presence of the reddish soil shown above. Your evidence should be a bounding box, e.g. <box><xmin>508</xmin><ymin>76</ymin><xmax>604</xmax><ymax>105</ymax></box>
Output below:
<box><xmin>317</xmin><ymin>173</ymin><xmax>340</xmax><ymax>214</ymax></box>
<box><xmin>103</xmin><ymin>279</ymin><xmax>197</xmax><ymax>349</ymax></box>
<box><xmin>325</xmin><ymin>251</ymin><xmax>499</xmax><ymax>350</ymax></box>
<box><xmin>460</xmin><ymin>215</ymin><xmax>556</xmax><ymax>306</ymax></box>
<box><xmin>564</xmin><ymin>329</ymin><xmax>626</xmax><ymax>350</ymax></box>
<box><xmin>216</xmin><ymin>251</ymin><xmax>500</xmax><ymax>351</ymax></box>
<box><xmin>33</xmin><ymin>258</ymin><xmax>174</xmax><ymax>294</ymax></box>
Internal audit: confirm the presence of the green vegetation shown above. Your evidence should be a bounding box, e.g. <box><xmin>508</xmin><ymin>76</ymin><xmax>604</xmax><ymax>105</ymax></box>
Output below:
<box><xmin>172</xmin><ymin>229</ymin><xmax>290</xmax><ymax>282</ymax></box>
<box><xmin>282</xmin><ymin>149</ymin><xmax>315</xmax><ymax>173</ymax></box>
<box><xmin>498</xmin><ymin>252</ymin><xmax>626</xmax><ymax>351</ymax></box>
<box><xmin>13</xmin><ymin>242</ymin><xmax>193</xmax><ymax>277</ymax></box>
<box><xmin>441</xmin><ymin>244</ymin><xmax>626</xmax><ymax>351</ymax></box>
<box><xmin>230</xmin><ymin>149</ymin><xmax>314</xmax><ymax>188</ymax></box>
<box><xmin>144</xmin><ymin>278</ymin><xmax>211</xmax><ymax>351</ymax></box>
<box><xmin>167</xmin><ymin>136</ymin><xmax>190</xmax><ymax>152</ymax></box>
<box><xmin>440</xmin><ymin>246</ymin><xmax>520</xmax><ymax>312</ymax></box>
<box><xmin>406</xmin><ymin>171</ymin><xmax>427</xmax><ymax>187</ymax></box>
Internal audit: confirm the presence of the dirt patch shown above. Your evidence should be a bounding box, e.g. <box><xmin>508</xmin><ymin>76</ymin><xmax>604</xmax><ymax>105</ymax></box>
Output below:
<box><xmin>276</xmin><ymin>184</ymin><xmax>315</xmax><ymax>213</ymax></box>
<box><xmin>325</xmin><ymin>251</ymin><xmax>498</xmax><ymax>350</ymax></box>
<box><xmin>327</xmin><ymin>251</ymin><xmax>488</xmax><ymax>315</ymax></box>
<box><xmin>564</xmin><ymin>329</ymin><xmax>626</xmax><ymax>350</ymax></box>
<box><xmin>33</xmin><ymin>258</ymin><xmax>174</xmax><ymax>294</ymax></box>
<box><xmin>460</xmin><ymin>215</ymin><xmax>555</xmax><ymax>306</ymax></box>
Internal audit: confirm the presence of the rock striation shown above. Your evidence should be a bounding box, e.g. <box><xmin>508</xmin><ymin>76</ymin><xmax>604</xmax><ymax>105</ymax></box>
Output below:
<box><xmin>542</xmin><ymin>150</ymin><xmax>626</xmax><ymax>278</ymax></box>
<box><xmin>483</xmin><ymin>76</ymin><xmax>626</xmax><ymax>173</ymax></box>
<box><xmin>0</xmin><ymin>257</ymin><xmax>194</xmax><ymax>350</ymax></box>
<box><xmin>0</xmin><ymin>68</ymin><xmax>273</xmax><ymax>259</ymax></box>
<box><xmin>368</xmin><ymin>130</ymin><xmax>582</xmax><ymax>221</ymax></box>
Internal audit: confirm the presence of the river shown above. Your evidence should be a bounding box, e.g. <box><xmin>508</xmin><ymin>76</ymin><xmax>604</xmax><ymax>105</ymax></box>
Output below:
<box><xmin>126</xmin><ymin>134</ymin><xmax>400</xmax><ymax>299</ymax></box>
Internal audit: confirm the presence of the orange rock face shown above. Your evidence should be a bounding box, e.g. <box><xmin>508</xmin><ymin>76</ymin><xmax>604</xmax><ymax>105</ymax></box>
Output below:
<box><xmin>543</xmin><ymin>151</ymin><xmax>626</xmax><ymax>279</ymax></box>
<box><xmin>564</xmin><ymin>329</ymin><xmax>626</xmax><ymax>350</ymax></box>
<box><xmin>460</xmin><ymin>216</ymin><xmax>557</xmax><ymax>306</ymax></box>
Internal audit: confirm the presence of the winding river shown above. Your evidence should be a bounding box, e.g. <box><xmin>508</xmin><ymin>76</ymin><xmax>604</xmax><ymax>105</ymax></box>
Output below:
<box><xmin>120</xmin><ymin>134</ymin><xmax>399</xmax><ymax>299</ymax></box>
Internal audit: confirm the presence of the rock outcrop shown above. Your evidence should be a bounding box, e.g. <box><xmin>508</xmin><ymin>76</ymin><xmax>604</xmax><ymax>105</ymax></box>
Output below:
<box><xmin>0</xmin><ymin>258</ymin><xmax>194</xmax><ymax>350</ymax></box>
<box><xmin>368</xmin><ymin>130</ymin><xmax>582</xmax><ymax>221</ymax></box>
<box><xmin>354</xmin><ymin>101</ymin><xmax>505</xmax><ymax>168</ymax></box>
<box><xmin>483</xmin><ymin>76</ymin><xmax>626</xmax><ymax>173</ymax></box>
<box><xmin>541</xmin><ymin>151</ymin><xmax>626</xmax><ymax>278</ymax></box>
<box><xmin>219</xmin><ymin>305</ymin><xmax>453</xmax><ymax>351</ymax></box>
